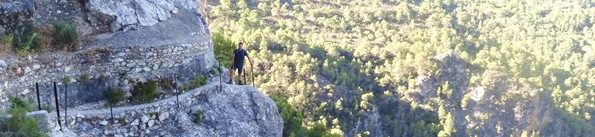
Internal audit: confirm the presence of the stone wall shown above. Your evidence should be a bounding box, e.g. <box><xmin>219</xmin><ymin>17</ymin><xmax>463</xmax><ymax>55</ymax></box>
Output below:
<box><xmin>0</xmin><ymin>37</ymin><xmax>214</xmax><ymax>109</ymax></box>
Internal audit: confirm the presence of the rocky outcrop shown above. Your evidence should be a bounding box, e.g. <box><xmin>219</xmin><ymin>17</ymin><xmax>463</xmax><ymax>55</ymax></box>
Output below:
<box><xmin>37</xmin><ymin>83</ymin><xmax>282</xmax><ymax>137</ymax></box>
<box><xmin>0</xmin><ymin>0</ymin><xmax>35</xmax><ymax>32</ymax></box>
<box><xmin>0</xmin><ymin>0</ymin><xmax>213</xmax><ymax>110</ymax></box>
<box><xmin>0</xmin><ymin>0</ymin><xmax>206</xmax><ymax>35</ymax></box>
<box><xmin>85</xmin><ymin>0</ymin><xmax>204</xmax><ymax>32</ymax></box>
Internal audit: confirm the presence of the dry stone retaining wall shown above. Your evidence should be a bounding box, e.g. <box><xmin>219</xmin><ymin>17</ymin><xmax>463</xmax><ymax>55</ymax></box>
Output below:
<box><xmin>0</xmin><ymin>38</ymin><xmax>214</xmax><ymax>109</ymax></box>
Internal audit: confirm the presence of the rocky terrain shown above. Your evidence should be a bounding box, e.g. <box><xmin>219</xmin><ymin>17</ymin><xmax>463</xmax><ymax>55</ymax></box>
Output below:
<box><xmin>0</xmin><ymin>0</ymin><xmax>213</xmax><ymax>108</ymax></box>
<box><xmin>34</xmin><ymin>82</ymin><xmax>282</xmax><ymax>137</ymax></box>
<box><xmin>1</xmin><ymin>0</ymin><xmax>284</xmax><ymax>136</ymax></box>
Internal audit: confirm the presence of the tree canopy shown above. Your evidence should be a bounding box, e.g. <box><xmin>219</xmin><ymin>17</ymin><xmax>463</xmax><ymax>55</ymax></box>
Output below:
<box><xmin>209</xmin><ymin>0</ymin><xmax>595</xmax><ymax>136</ymax></box>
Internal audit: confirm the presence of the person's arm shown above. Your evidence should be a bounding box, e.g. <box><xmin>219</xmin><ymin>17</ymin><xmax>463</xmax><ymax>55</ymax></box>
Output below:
<box><xmin>247</xmin><ymin>55</ymin><xmax>252</xmax><ymax>66</ymax></box>
<box><xmin>245</xmin><ymin>51</ymin><xmax>252</xmax><ymax>65</ymax></box>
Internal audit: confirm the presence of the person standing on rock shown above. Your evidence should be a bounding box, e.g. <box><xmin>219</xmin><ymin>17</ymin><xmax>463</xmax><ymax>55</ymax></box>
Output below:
<box><xmin>228</xmin><ymin>42</ymin><xmax>252</xmax><ymax>85</ymax></box>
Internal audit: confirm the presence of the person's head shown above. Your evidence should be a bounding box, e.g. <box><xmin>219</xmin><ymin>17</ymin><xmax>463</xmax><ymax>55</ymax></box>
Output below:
<box><xmin>238</xmin><ymin>42</ymin><xmax>244</xmax><ymax>50</ymax></box>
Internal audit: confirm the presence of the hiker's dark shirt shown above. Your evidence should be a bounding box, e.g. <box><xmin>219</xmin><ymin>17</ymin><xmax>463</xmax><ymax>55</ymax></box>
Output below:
<box><xmin>233</xmin><ymin>49</ymin><xmax>248</xmax><ymax>66</ymax></box>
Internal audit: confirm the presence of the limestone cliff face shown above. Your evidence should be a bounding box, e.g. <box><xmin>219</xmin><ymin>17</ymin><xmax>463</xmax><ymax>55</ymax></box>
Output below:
<box><xmin>84</xmin><ymin>0</ymin><xmax>205</xmax><ymax>33</ymax></box>
<box><xmin>0</xmin><ymin>0</ymin><xmax>213</xmax><ymax>109</ymax></box>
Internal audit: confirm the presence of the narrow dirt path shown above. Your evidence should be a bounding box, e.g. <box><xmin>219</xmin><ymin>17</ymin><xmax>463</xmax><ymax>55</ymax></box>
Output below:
<box><xmin>49</xmin><ymin>82</ymin><xmax>218</xmax><ymax>116</ymax></box>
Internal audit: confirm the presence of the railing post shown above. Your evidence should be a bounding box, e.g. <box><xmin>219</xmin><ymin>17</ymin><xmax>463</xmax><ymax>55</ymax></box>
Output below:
<box><xmin>219</xmin><ymin>62</ymin><xmax>222</xmax><ymax>91</ymax></box>
<box><xmin>64</xmin><ymin>83</ymin><xmax>68</xmax><ymax>125</ymax></box>
<box><xmin>53</xmin><ymin>82</ymin><xmax>62</xmax><ymax>131</ymax></box>
<box><xmin>110</xmin><ymin>105</ymin><xmax>114</xmax><ymax>124</ymax></box>
<box><xmin>243</xmin><ymin>68</ymin><xmax>246</xmax><ymax>85</ymax></box>
<box><xmin>174</xmin><ymin>74</ymin><xmax>180</xmax><ymax>110</ymax></box>
<box><xmin>251</xmin><ymin>63</ymin><xmax>255</xmax><ymax>87</ymax></box>
<box><xmin>36</xmin><ymin>83</ymin><xmax>41</xmax><ymax>110</ymax></box>
<box><xmin>108</xmin><ymin>87</ymin><xmax>114</xmax><ymax>124</ymax></box>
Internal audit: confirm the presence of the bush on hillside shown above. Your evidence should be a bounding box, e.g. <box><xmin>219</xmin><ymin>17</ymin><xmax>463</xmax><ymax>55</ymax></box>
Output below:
<box><xmin>190</xmin><ymin>75</ymin><xmax>208</xmax><ymax>89</ymax></box>
<box><xmin>131</xmin><ymin>81</ymin><xmax>158</xmax><ymax>103</ymax></box>
<box><xmin>192</xmin><ymin>110</ymin><xmax>205</xmax><ymax>126</ymax></box>
<box><xmin>12</xmin><ymin>21</ymin><xmax>38</xmax><ymax>53</ymax></box>
<box><xmin>52</xmin><ymin>21</ymin><xmax>78</xmax><ymax>51</ymax></box>
<box><xmin>8</xmin><ymin>96</ymin><xmax>34</xmax><ymax>112</ymax></box>
<box><xmin>0</xmin><ymin>34</ymin><xmax>13</xmax><ymax>52</ymax></box>
<box><xmin>107</xmin><ymin>87</ymin><xmax>125</xmax><ymax>105</ymax></box>
<box><xmin>157</xmin><ymin>78</ymin><xmax>174</xmax><ymax>90</ymax></box>
<box><xmin>0</xmin><ymin>96</ymin><xmax>47</xmax><ymax>137</ymax></box>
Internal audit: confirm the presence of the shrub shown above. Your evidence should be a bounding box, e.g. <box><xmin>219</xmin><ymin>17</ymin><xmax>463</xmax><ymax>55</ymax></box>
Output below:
<box><xmin>12</xmin><ymin>21</ymin><xmax>38</xmax><ymax>53</ymax></box>
<box><xmin>210</xmin><ymin>67</ymin><xmax>219</xmax><ymax>75</ymax></box>
<box><xmin>6</xmin><ymin>22</ymin><xmax>55</xmax><ymax>54</ymax></box>
<box><xmin>149</xmin><ymin>112</ymin><xmax>158</xmax><ymax>118</ymax></box>
<box><xmin>106</xmin><ymin>88</ymin><xmax>125</xmax><ymax>105</ymax></box>
<box><xmin>192</xmin><ymin>110</ymin><xmax>205</xmax><ymax>126</ymax></box>
<box><xmin>271</xmin><ymin>95</ymin><xmax>303</xmax><ymax>137</ymax></box>
<box><xmin>79</xmin><ymin>73</ymin><xmax>91</xmax><ymax>82</ymax></box>
<box><xmin>210</xmin><ymin>64</ymin><xmax>224</xmax><ymax>75</ymax></box>
<box><xmin>8</xmin><ymin>96</ymin><xmax>34</xmax><ymax>112</ymax></box>
<box><xmin>62</xmin><ymin>76</ymin><xmax>71</xmax><ymax>84</ymax></box>
<box><xmin>157</xmin><ymin>78</ymin><xmax>174</xmax><ymax>90</ymax></box>
<box><xmin>119</xmin><ymin>70</ymin><xmax>128</xmax><ymax>76</ymax></box>
<box><xmin>131</xmin><ymin>81</ymin><xmax>158</xmax><ymax>103</ymax></box>
<box><xmin>1</xmin><ymin>34</ymin><xmax>13</xmax><ymax>45</ymax></box>
<box><xmin>17</xmin><ymin>33</ymin><xmax>36</xmax><ymax>54</ymax></box>
<box><xmin>52</xmin><ymin>21</ymin><xmax>78</xmax><ymax>51</ymax></box>
<box><xmin>215</xmin><ymin>64</ymin><xmax>222</xmax><ymax>72</ymax></box>
<box><xmin>117</xmin><ymin>117</ymin><xmax>126</xmax><ymax>124</ymax></box>
<box><xmin>304</xmin><ymin>123</ymin><xmax>340</xmax><ymax>137</ymax></box>
<box><xmin>212</xmin><ymin>33</ymin><xmax>235</xmax><ymax>67</ymax></box>
<box><xmin>1</xmin><ymin>34</ymin><xmax>13</xmax><ymax>52</ymax></box>
<box><xmin>33</xmin><ymin>26</ymin><xmax>53</xmax><ymax>50</ymax></box>
<box><xmin>0</xmin><ymin>96</ymin><xmax>47</xmax><ymax>137</ymax></box>
<box><xmin>41</xmin><ymin>105</ymin><xmax>53</xmax><ymax>113</ymax></box>
<box><xmin>191</xmin><ymin>75</ymin><xmax>208</xmax><ymax>89</ymax></box>
<box><xmin>178</xmin><ymin>85</ymin><xmax>188</xmax><ymax>91</ymax></box>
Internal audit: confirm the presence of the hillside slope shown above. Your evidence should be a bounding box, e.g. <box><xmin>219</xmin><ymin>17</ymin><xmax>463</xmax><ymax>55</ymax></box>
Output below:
<box><xmin>206</xmin><ymin>0</ymin><xmax>595</xmax><ymax>136</ymax></box>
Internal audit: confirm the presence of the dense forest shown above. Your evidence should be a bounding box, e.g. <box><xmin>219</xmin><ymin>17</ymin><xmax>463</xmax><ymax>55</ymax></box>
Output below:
<box><xmin>207</xmin><ymin>0</ymin><xmax>595</xmax><ymax>136</ymax></box>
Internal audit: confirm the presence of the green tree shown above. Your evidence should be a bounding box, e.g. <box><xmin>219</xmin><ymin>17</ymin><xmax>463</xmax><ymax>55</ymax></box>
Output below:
<box><xmin>272</xmin><ymin>95</ymin><xmax>304</xmax><ymax>137</ymax></box>
<box><xmin>438</xmin><ymin>112</ymin><xmax>455</xmax><ymax>137</ymax></box>
<box><xmin>0</xmin><ymin>97</ymin><xmax>47</xmax><ymax>137</ymax></box>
